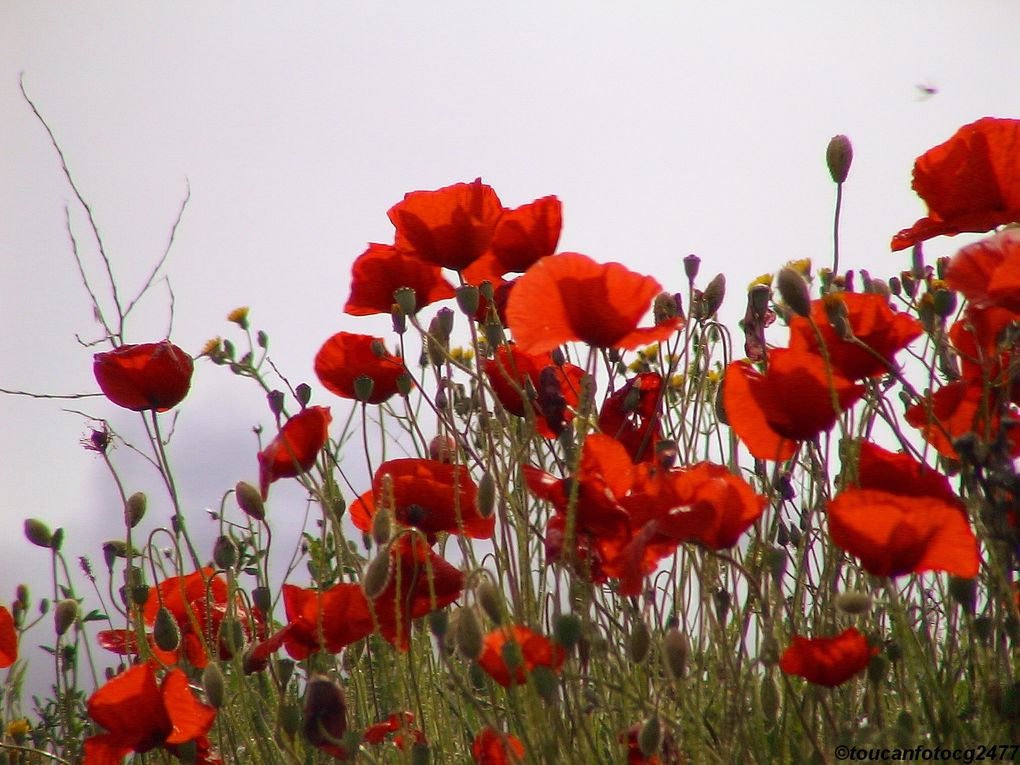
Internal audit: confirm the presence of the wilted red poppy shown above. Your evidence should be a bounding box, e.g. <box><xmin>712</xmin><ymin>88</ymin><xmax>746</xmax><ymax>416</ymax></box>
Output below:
<box><xmin>780</xmin><ymin>628</ymin><xmax>877</xmax><ymax>687</ymax></box>
<box><xmin>344</xmin><ymin>243</ymin><xmax>456</xmax><ymax>316</ymax></box>
<box><xmin>462</xmin><ymin>195</ymin><xmax>562</xmax><ymax>286</ymax></box>
<box><xmin>787</xmin><ymin>292</ymin><xmax>922</xmax><ymax>380</ymax></box>
<box><xmin>280</xmin><ymin>582</ymin><xmax>374</xmax><ymax>659</ymax></box>
<box><xmin>827</xmin><ymin>441</ymin><xmax>980</xmax><ymax>578</ymax></box>
<box><xmin>350</xmin><ymin>458</ymin><xmax>493</xmax><ymax>540</ymax></box>
<box><xmin>0</xmin><ymin>606</ymin><xmax>16</xmax><ymax>668</ymax></box>
<box><xmin>891</xmin><ymin>117</ymin><xmax>1020</xmax><ymax>251</ymax></box>
<box><xmin>483</xmin><ymin>345</ymin><xmax>585</xmax><ymax>438</ymax></box>
<box><xmin>389</xmin><ymin>178</ymin><xmax>504</xmax><ymax>271</ymax></box>
<box><xmin>83</xmin><ymin>662</ymin><xmax>219</xmax><ymax>765</ymax></box>
<box><xmin>303</xmin><ymin>675</ymin><xmax>350</xmax><ymax>760</ymax></box>
<box><xmin>478</xmin><ymin>625</ymin><xmax>566</xmax><ymax>687</ymax></box>
<box><xmin>506</xmin><ymin>253</ymin><xmax>682</xmax><ymax>353</ymax></box>
<box><xmin>472</xmin><ymin>727</ymin><xmax>525</xmax><ymax>765</ymax></box>
<box><xmin>598</xmin><ymin>373</ymin><xmax>664</xmax><ymax>462</ymax></box>
<box><xmin>94</xmin><ymin>341</ymin><xmax>194</xmax><ymax>412</ymax></box>
<box><xmin>943</xmin><ymin>229</ymin><xmax>1020</xmax><ymax>313</ymax></box>
<box><xmin>363</xmin><ymin>712</ymin><xmax>425</xmax><ymax>749</ymax></box>
<box><xmin>257</xmin><ymin>406</ymin><xmax>332</xmax><ymax>498</ymax></box>
<box><xmin>722</xmin><ymin>349</ymin><xmax>865</xmax><ymax>460</ymax></box>
<box><xmin>315</xmin><ymin>333</ymin><xmax>405</xmax><ymax>404</ymax></box>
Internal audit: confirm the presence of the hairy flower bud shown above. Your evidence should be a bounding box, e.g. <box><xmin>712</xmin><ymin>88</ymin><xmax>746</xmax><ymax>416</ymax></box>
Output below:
<box><xmin>362</xmin><ymin>551</ymin><xmax>392</xmax><ymax>600</ymax></box>
<box><xmin>153</xmin><ymin>606</ymin><xmax>181</xmax><ymax>652</ymax></box>
<box><xmin>628</xmin><ymin>619</ymin><xmax>651</xmax><ymax>664</ymax></box>
<box><xmin>700</xmin><ymin>273</ymin><xmax>726</xmax><ymax>318</ymax></box>
<box><xmin>24</xmin><ymin>519</ymin><xmax>52</xmax><ymax>548</ymax></box>
<box><xmin>638</xmin><ymin>715</ymin><xmax>662</xmax><ymax>758</ymax></box>
<box><xmin>213</xmin><ymin>535</ymin><xmax>238</xmax><ymax>570</ymax></box>
<box><xmin>54</xmin><ymin>599</ymin><xmax>77</xmax><ymax>636</ymax></box>
<box><xmin>235</xmin><ymin>481</ymin><xmax>266</xmax><ymax>522</ymax></box>
<box><xmin>455</xmin><ymin>607</ymin><xmax>484</xmax><ymax>660</ymax></box>
<box><xmin>553</xmin><ymin>613</ymin><xmax>582</xmax><ymax>650</ymax></box>
<box><xmin>826</xmin><ymin>134</ymin><xmax>853</xmax><ymax>184</ymax></box>
<box><xmin>776</xmin><ymin>267</ymin><xmax>812</xmax><ymax>318</ymax></box>
<box><xmin>303</xmin><ymin>675</ymin><xmax>348</xmax><ymax>753</ymax></box>
<box><xmin>124</xmin><ymin>492</ymin><xmax>147</xmax><ymax>528</ymax></box>
<box><xmin>835</xmin><ymin>590</ymin><xmax>872</xmax><ymax>615</ymax></box>
<box><xmin>662</xmin><ymin>628</ymin><xmax>689</xmax><ymax>681</ymax></box>
<box><xmin>202</xmin><ymin>663</ymin><xmax>226</xmax><ymax>708</ymax></box>
<box><xmin>476</xmin><ymin>579</ymin><xmax>504</xmax><ymax>625</ymax></box>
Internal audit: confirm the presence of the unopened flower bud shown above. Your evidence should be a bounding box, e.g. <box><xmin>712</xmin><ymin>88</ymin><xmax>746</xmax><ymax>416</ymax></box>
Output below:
<box><xmin>153</xmin><ymin>606</ymin><xmax>181</xmax><ymax>651</ymax></box>
<box><xmin>353</xmin><ymin>375</ymin><xmax>375</xmax><ymax>403</ymax></box>
<box><xmin>477</xmin><ymin>472</ymin><xmax>496</xmax><ymax>519</ymax></box>
<box><xmin>455</xmin><ymin>607</ymin><xmax>484</xmax><ymax>660</ymax></box>
<box><xmin>948</xmin><ymin>576</ymin><xmax>978</xmax><ymax>615</ymax></box>
<box><xmin>54</xmin><ymin>599</ymin><xmax>77</xmax><ymax>636</ymax></box>
<box><xmin>24</xmin><ymin>519</ymin><xmax>52</xmax><ymax>548</ymax></box>
<box><xmin>628</xmin><ymin>619</ymin><xmax>651</xmax><ymax>664</ymax></box>
<box><xmin>362</xmin><ymin>551</ymin><xmax>392</xmax><ymax>600</ymax></box>
<box><xmin>662</xmin><ymin>629</ymin><xmax>689</xmax><ymax>680</ymax></box>
<box><xmin>835</xmin><ymin>590</ymin><xmax>872</xmax><ymax>615</ymax></box>
<box><xmin>932</xmin><ymin>287</ymin><xmax>957</xmax><ymax>319</ymax></box>
<box><xmin>553</xmin><ymin>613</ymin><xmax>582</xmax><ymax>650</ymax></box>
<box><xmin>391</xmin><ymin>305</ymin><xmax>407</xmax><ymax>334</ymax></box>
<box><xmin>124</xmin><ymin>493</ymin><xmax>147</xmax><ymax>528</ymax></box>
<box><xmin>303</xmin><ymin>675</ymin><xmax>348</xmax><ymax>752</ymax></box>
<box><xmin>429</xmin><ymin>435</ymin><xmax>456</xmax><ymax>463</ymax></box>
<box><xmin>202</xmin><ymin>663</ymin><xmax>226</xmax><ymax>708</ymax></box>
<box><xmin>428</xmin><ymin>609</ymin><xmax>449</xmax><ymax>639</ymax></box>
<box><xmin>296</xmin><ymin>383</ymin><xmax>312</xmax><ymax>407</ymax></box>
<box><xmin>50</xmin><ymin>528</ymin><xmax>64</xmax><ymax>552</ymax></box>
<box><xmin>252</xmin><ymin>586</ymin><xmax>272</xmax><ymax>615</ymax></box>
<box><xmin>267</xmin><ymin>389</ymin><xmax>285</xmax><ymax>417</ymax></box>
<box><xmin>638</xmin><ymin>715</ymin><xmax>662</xmax><ymax>757</ymax></box>
<box><xmin>822</xmin><ymin>293</ymin><xmax>854</xmax><ymax>341</ymax></box>
<box><xmin>867</xmin><ymin>654</ymin><xmax>889</xmax><ymax>685</ymax></box>
<box><xmin>683</xmin><ymin>253</ymin><xmax>701</xmax><ymax>283</ymax></box>
<box><xmin>776</xmin><ymin>267</ymin><xmax>812</xmax><ymax>318</ymax></box>
<box><xmin>371</xmin><ymin>507</ymin><xmax>392</xmax><ymax>547</ymax></box>
<box><xmin>213</xmin><ymin>535</ymin><xmax>238</xmax><ymax>570</ymax></box>
<box><xmin>16</xmin><ymin>585</ymin><xmax>29</xmax><ymax>608</ymax></box>
<box><xmin>653</xmin><ymin>292</ymin><xmax>679</xmax><ymax>325</ymax></box>
<box><xmin>760</xmin><ymin>674</ymin><xmax>780</xmax><ymax>721</ymax></box>
<box><xmin>235</xmin><ymin>481</ymin><xmax>266</xmax><ymax>522</ymax></box>
<box><xmin>700</xmin><ymin>273</ymin><xmax>726</xmax><ymax>318</ymax></box>
<box><xmin>476</xmin><ymin>579</ymin><xmax>504</xmax><ymax>625</ymax></box>
<box><xmin>456</xmin><ymin>285</ymin><xmax>480</xmax><ymax>317</ymax></box>
<box><xmin>826</xmin><ymin>134</ymin><xmax>853</xmax><ymax>184</ymax></box>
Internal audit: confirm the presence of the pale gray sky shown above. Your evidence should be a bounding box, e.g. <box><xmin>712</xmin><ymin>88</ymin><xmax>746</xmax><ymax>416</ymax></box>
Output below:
<box><xmin>2</xmin><ymin>2</ymin><xmax>1019</xmax><ymax>692</ymax></box>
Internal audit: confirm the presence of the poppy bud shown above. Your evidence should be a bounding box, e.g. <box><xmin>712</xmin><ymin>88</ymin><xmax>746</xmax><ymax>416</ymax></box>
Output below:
<box><xmin>456</xmin><ymin>285</ymin><xmax>480</xmax><ymax>317</ymax></box>
<box><xmin>252</xmin><ymin>586</ymin><xmax>272</xmax><ymax>615</ymax></box>
<box><xmin>765</xmin><ymin>547</ymin><xmax>787</xmax><ymax>586</ymax></box>
<box><xmin>776</xmin><ymin>267</ymin><xmax>812</xmax><ymax>318</ymax></box>
<box><xmin>411</xmin><ymin>743</ymin><xmax>431</xmax><ymax>765</ymax></box>
<box><xmin>202</xmin><ymin>663</ymin><xmax>226</xmax><ymax>708</ymax></box>
<box><xmin>429</xmin><ymin>435</ymin><xmax>457</xmax><ymax>463</ymax></box>
<box><xmin>16</xmin><ymin>585</ymin><xmax>29</xmax><ymax>608</ymax></box>
<box><xmin>931</xmin><ymin>287</ymin><xmax>957</xmax><ymax>319</ymax></box>
<box><xmin>220</xmin><ymin>619</ymin><xmax>244</xmax><ymax>655</ymax></box>
<box><xmin>296</xmin><ymin>383</ymin><xmax>312</xmax><ymax>406</ymax></box>
<box><xmin>825</xmin><ymin>134</ymin><xmax>853</xmax><ymax>184</ymax></box>
<box><xmin>396</xmin><ymin>374</ymin><xmax>413</xmax><ymax>397</ymax></box>
<box><xmin>53</xmin><ymin>599</ymin><xmax>77</xmax><ymax>636</ymax></box>
<box><xmin>256</xmin><ymin>330</ymin><xmax>269</xmax><ymax>349</ymax></box>
<box><xmin>747</xmin><ymin>283</ymin><xmax>771</xmax><ymax>320</ymax></box>
<box><xmin>760</xmin><ymin>674</ymin><xmax>780</xmax><ymax>722</ymax></box>
<box><xmin>653</xmin><ymin>292</ymin><xmax>679</xmax><ymax>325</ymax></box>
<box><xmin>267</xmin><ymin>389</ymin><xmax>285</xmax><ymax>417</ymax></box>
<box><xmin>24</xmin><ymin>519</ymin><xmax>52</xmax><ymax>548</ymax></box>
<box><xmin>948</xmin><ymin>577</ymin><xmax>977</xmax><ymax>615</ymax></box>
<box><xmin>888</xmin><ymin>276</ymin><xmax>902</xmax><ymax>296</ymax></box>
<box><xmin>371</xmin><ymin>507</ymin><xmax>392</xmax><ymax>547</ymax></box>
<box><xmin>713</xmin><ymin>588</ymin><xmax>731</xmax><ymax>623</ymax></box>
<box><xmin>476</xmin><ymin>472</ymin><xmax>496</xmax><ymax>520</ymax></box>
<box><xmin>867</xmin><ymin>654</ymin><xmax>889</xmax><ymax>685</ymax></box>
<box><xmin>213</xmin><ymin>535</ymin><xmax>238</xmax><ymax>570</ymax></box>
<box><xmin>428</xmin><ymin>609</ymin><xmax>449</xmax><ymax>639</ymax></box>
<box><xmin>628</xmin><ymin>620</ymin><xmax>651</xmax><ymax>664</ymax></box>
<box><xmin>362</xmin><ymin>551</ymin><xmax>392</xmax><ymax>600</ymax></box>
<box><xmin>638</xmin><ymin>715</ymin><xmax>662</xmax><ymax>757</ymax></box>
<box><xmin>553</xmin><ymin>613</ymin><xmax>582</xmax><ymax>650</ymax></box>
<box><xmin>153</xmin><ymin>606</ymin><xmax>180</xmax><ymax>651</ymax></box>
<box><xmin>655</xmin><ymin>439</ymin><xmax>678</xmax><ymax>470</ymax></box>
<box><xmin>822</xmin><ymin>293</ymin><xmax>854</xmax><ymax>341</ymax></box>
<box><xmin>455</xmin><ymin>607</ymin><xmax>484</xmax><ymax>660</ymax></box>
<box><xmin>393</xmin><ymin>286</ymin><xmax>417</xmax><ymax>316</ymax></box>
<box><xmin>701</xmin><ymin>273</ymin><xmax>726</xmax><ymax>318</ymax></box>
<box><xmin>683</xmin><ymin>253</ymin><xmax>701</xmax><ymax>283</ymax></box>
<box><xmin>662</xmin><ymin>628</ymin><xmax>689</xmax><ymax>680</ymax></box>
<box><xmin>391</xmin><ymin>305</ymin><xmax>407</xmax><ymax>334</ymax></box>
<box><xmin>235</xmin><ymin>481</ymin><xmax>266</xmax><ymax>522</ymax></box>
<box><xmin>476</xmin><ymin>579</ymin><xmax>504</xmax><ymax>625</ymax></box>
<box><xmin>303</xmin><ymin>675</ymin><xmax>348</xmax><ymax>753</ymax></box>
<box><xmin>835</xmin><ymin>590</ymin><xmax>872</xmax><ymax>615</ymax></box>
<box><xmin>37</xmin><ymin>598</ymin><xmax>50</xmax><ymax>617</ymax></box>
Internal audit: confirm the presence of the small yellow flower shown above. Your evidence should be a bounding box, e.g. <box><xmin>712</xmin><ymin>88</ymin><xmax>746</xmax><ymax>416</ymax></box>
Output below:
<box><xmin>200</xmin><ymin>337</ymin><xmax>223</xmax><ymax>358</ymax></box>
<box><xmin>706</xmin><ymin>368</ymin><xmax>722</xmax><ymax>384</ymax></box>
<box><xmin>785</xmin><ymin>258</ymin><xmax>812</xmax><ymax>278</ymax></box>
<box><xmin>928</xmin><ymin>278</ymin><xmax>949</xmax><ymax>291</ymax></box>
<box><xmin>669</xmin><ymin>374</ymin><xmax>685</xmax><ymax>390</ymax></box>
<box><xmin>627</xmin><ymin>359</ymin><xmax>648</xmax><ymax>373</ymax></box>
<box><xmin>748</xmin><ymin>273</ymin><xmax>773</xmax><ymax>290</ymax></box>
<box><xmin>640</xmin><ymin>343</ymin><xmax>660</xmax><ymax>359</ymax></box>
<box><xmin>227</xmin><ymin>306</ymin><xmax>250</xmax><ymax>329</ymax></box>
<box><xmin>5</xmin><ymin>717</ymin><xmax>30</xmax><ymax>739</ymax></box>
<box><xmin>450</xmin><ymin>347</ymin><xmax>475</xmax><ymax>364</ymax></box>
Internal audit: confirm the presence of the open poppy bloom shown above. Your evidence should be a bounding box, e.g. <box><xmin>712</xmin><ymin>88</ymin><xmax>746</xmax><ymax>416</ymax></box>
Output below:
<box><xmin>0</xmin><ymin>606</ymin><xmax>16</xmax><ymax>668</ymax></box>
<box><xmin>598</xmin><ymin>373</ymin><xmax>664</xmax><ymax>462</ymax></box>
<box><xmin>315</xmin><ymin>332</ymin><xmax>405</xmax><ymax>404</ymax></box>
<box><xmin>944</xmin><ymin>229</ymin><xmax>1020</xmax><ymax>314</ymax></box>
<box><xmin>83</xmin><ymin>662</ymin><xmax>219</xmax><ymax>764</ymax></box>
<box><xmin>722</xmin><ymin>348</ymin><xmax>865</xmax><ymax>460</ymax></box>
<box><xmin>257</xmin><ymin>405</ymin><xmax>332</xmax><ymax>498</ymax></box>
<box><xmin>787</xmin><ymin>292</ymin><xmax>922</xmax><ymax>380</ymax></box>
<box><xmin>462</xmin><ymin>195</ymin><xmax>562</xmax><ymax>286</ymax></box>
<box><xmin>483</xmin><ymin>345</ymin><xmax>585</xmax><ymax>438</ymax></box>
<box><xmin>279</xmin><ymin>582</ymin><xmax>374</xmax><ymax>659</ymax></box>
<box><xmin>344</xmin><ymin>243</ymin><xmax>456</xmax><ymax>316</ymax></box>
<box><xmin>506</xmin><ymin>253</ymin><xmax>682</xmax><ymax>353</ymax></box>
<box><xmin>891</xmin><ymin>117</ymin><xmax>1020</xmax><ymax>251</ymax></box>
<box><xmin>389</xmin><ymin>178</ymin><xmax>504</xmax><ymax>271</ymax></box>
<box><xmin>472</xmin><ymin>727</ymin><xmax>525</xmax><ymax>765</ymax></box>
<box><xmin>779</xmin><ymin>628</ymin><xmax>877</xmax><ymax>687</ymax></box>
<box><xmin>827</xmin><ymin>441</ymin><xmax>980</xmax><ymax>578</ymax></box>
<box><xmin>363</xmin><ymin>712</ymin><xmax>425</xmax><ymax>750</ymax></box>
<box><xmin>94</xmin><ymin>341</ymin><xmax>194</xmax><ymax>412</ymax></box>
<box><xmin>350</xmin><ymin>458</ymin><xmax>494</xmax><ymax>540</ymax></box>
<box><xmin>478</xmin><ymin>625</ymin><xmax>566</xmax><ymax>687</ymax></box>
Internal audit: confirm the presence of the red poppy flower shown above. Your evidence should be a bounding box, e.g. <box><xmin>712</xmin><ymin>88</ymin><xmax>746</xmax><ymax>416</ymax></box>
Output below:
<box><xmin>257</xmin><ymin>406</ymin><xmax>332</xmax><ymax>498</ymax></box>
<box><xmin>389</xmin><ymin>178</ymin><xmax>504</xmax><ymax>271</ymax></box>
<box><xmin>344</xmin><ymin>243</ymin><xmax>456</xmax><ymax>316</ymax></box>
<box><xmin>139</xmin><ymin>568</ymin><xmax>229</xmax><ymax>668</ymax></box>
<box><xmin>363</xmin><ymin>712</ymin><xmax>425</xmax><ymax>749</ymax></box>
<box><xmin>948</xmin><ymin>305</ymin><xmax>1020</xmax><ymax>388</ymax></box>
<box><xmin>483</xmin><ymin>345</ymin><xmax>585</xmax><ymax>438</ymax></box>
<box><xmin>943</xmin><ymin>229</ymin><xmax>1020</xmax><ymax>312</ymax></box>
<box><xmin>477</xmin><ymin>625</ymin><xmax>566</xmax><ymax>688</ymax></box>
<box><xmin>472</xmin><ymin>727</ymin><xmax>525</xmax><ymax>765</ymax></box>
<box><xmin>93</xmin><ymin>341</ymin><xmax>194</xmax><ymax>412</ymax></box>
<box><xmin>315</xmin><ymin>333</ymin><xmax>405</xmax><ymax>404</ymax></box>
<box><xmin>598</xmin><ymin>373</ymin><xmax>664</xmax><ymax>462</ymax></box>
<box><xmin>462</xmin><ymin>195</ymin><xmax>562</xmax><ymax>286</ymax></box>
<box><xmin>787</xmin><ymin>293</ymin><xmax>922</xmax><ymax>380</ymax></box>
<box><xmin>280</xmin><ymin>582</ymin><xmax>374</xmax><ymax>659</ymax></box>
<box><xmin>779</xmin><ymin>628</ymin><xmax>877</xmax><ymax>687</ymax></box>
<box><xmin>905</xmin><ymin>379</ymin><xmax>1020</xmax><ymax>459</ymax></box>
<box><xmin>303</xmin><ymin>675</ymin><xmax>350</xmax><ymax>760</ymax></box>
<box><xmin>350</xmin><ymin>458</ymin><xmax>494</xmax><ymax>540</ymax></box>
<box><xmin>827</xmin><ymin>442</ymin><xmax>980</xmax><ymax>578</ymax></box>
<box><xmin>0</xmin><ymin>606</ymin><xmax>16</xmax><ymax>668</ymax></box>
<box><xmin>506</xmin><ymin>253</ymin><xmax>682</xmax><ymax>353</ymax></box>
<box><xmin>722</xmin><ymin>348</ymin><xmax>865</xmax><ymax>460</ymax></box>
<box><xmin>891</xmin><ymin>117</ymin><xmax>1020</xmax><ymax>251</ymax></box>
<box><xmin>83</xmin><ymin>662</ymin><xmax>219</xmax><ymax>765</ymax></box>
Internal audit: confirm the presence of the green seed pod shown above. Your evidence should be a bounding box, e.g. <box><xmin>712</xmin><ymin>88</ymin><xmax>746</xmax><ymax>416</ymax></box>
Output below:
<box><xmin>202</xmin><ymin>663</ymin><xmax>226</xmax><ymax>708</ymax></box>
<box><xmin>220</xmin><ymin>619</ymin><xmax>244</xmax><ymax>655</ymax></box>
<box><xmin>628</xmin><ymin>620</ymin><xmax>651</xmax><ymax>664</ymax></box>
<box><xmin>235</xmin><ymin>481</ymin><xmax>266</xmax><ymax>521</ymax></box>
<box><xmin>124</xmin><ymin>492</ymin><xmax>147</xmax><ymax>528</ymax></box>
<box><xmin>24</xmin><ymin>519</ymin><xmax>52</xmax><ymax>548</ymax></box>
<box><xmin>477</xmin><ymin>472</ymin><xmax>496</xmax><ymax>519</ymax></box>
<box><xmin>131</xmin><ymin>584</ymin><xmax>151</xmax><ymax>607</ymax></box>
<box><xmin>653</xmin><ymin>292</ymin><xmax>679</xmax><ymax>324</ymax></box>
<box><xmin>252</xmin><ymin>586</ymin><xmax>272</xmax><ymax>615</ymax></box>
<box><xmin>683</xmin><ymin>253</ymin><xmax>701</xmax><ymax>283</ymax></box>
<box><xmin>53</xmin><ymin>599</ymin><xmax>78</xmax><ymax>636</ymax></box>
<box><xmin>835</xmin><ymin>590</ymin><xmax>872</xmax><ymax>615</ymax></box>
<box><xmin>776</xmin><ymin>267</ymin><xmax>812</xmax><ymax>318</ymax></box>
<box><xmin>476</xmin><ymin>579</ymin><xmax>504</xmax><ymax>625</ymax></box>
<box><xmin>213</xmin><ymin>535</ymin><xmax>238</xmax><ymax>570</ymax></box>
<box><xmin>760</xmin><ymin>674</ymin><xmax>780</xmax><ymax>722</ymax></box>
<box><xmin>638</xmin><ymin>715</ymin><xmax>662</xmax><ymax>758</ymax></box>
<box><xmin>456</xmin><ymin>284</ymin><xmax>480</xmax><ymax>316</ymax></box>
<box><xmin>362</xmin><ymin>551</ymin><xmax>392</xmax><ymax>600</ymax></box>
<box><xmin>393</xmin><ymin>286</ymin><xmax>417</xmax><ymax>316</ymax></box>
<box><xmin>662</xmin><ymin>628</ymin><xmax>689</xmax><ymax>680</ymax></box>
<box><xmin>553</xmin><ymin>613</ymin><xmax>582</xmax><ymax>650</ymax></box>
<box><xmin>153</xmin><ymin>606</ymin><xmax>181</xmax><ymax>652</ymax></box>
<box><xmin>455</xmin><ymin>607</ymin><xmax>484</xmax><ymax>661</ymax></box>
<box><xmin>49</xmin><ymin>527</ymin><xmax>64</xmax><ymax>551</ymax></box>
<box><xmin>826</xmin><ymin>134</ymin><xmax>853</xmax><ymax>184</ymax></box>
<box><xmin>353</xmin><ymin>375</ymin><xmax>375</xmax><ymax>403</ymax></box>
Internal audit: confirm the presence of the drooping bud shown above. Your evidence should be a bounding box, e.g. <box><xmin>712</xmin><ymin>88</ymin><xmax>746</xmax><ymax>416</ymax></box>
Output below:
<box><xmin>477</xmin><ymin>472</ymin><xmax>496</xmax><ymax>519</ymax></box>
<box><xmin>553</xmin><ymin>613</ymin><xmax>582</xmax><ymax>651</ymax></box>
<box><xmin>822</xmin><ymin>293</ymin><xmax>854</xmax><ymax>341</ymax></box>
<box><xmin>153</xmin><ymin>606</ymin><xmax>181</xmax><ymax>651</ymax></box>
<box><xmin>362</xmin><ymin>551</ymin><xmax>392</xmax><ymax>600</ymax></box>
<box><xmin>948</xmin><ymin>577</ymin><xmax>978</xmax><ymax>615</ymax></box>
<box><xmin>653</xmin><ymin>292</ymin><xmax>679</xmax><ymax>325</ymax></box>
<box><xmin>476</xmin><ymin>579</ymin><xmax>504</xmax><ymax>625</ymax></box>
<box><xmin>24</xmin><ymin>519</ymin><xmax>52</xmax><ymax>548</ymax></box>
<box><xmin>776</xmin><ymin>267</ymin><xmax>812</xmax><ymax>318</ymax></box>
<box><xmin>202</xmin><ymin>663</ymin><xmax>226</xmax><ymax>708</ymax></box>
<box><xmin>252</xmin><ymin>586</ymin><xmax>272</xmax><ymax>615</ymax></box>
<box><xmin>637</xmin><ymin>714</ymin><xmax>662</xmax><ymax>758</ymax></box>
<box><xmin>303</xmin><ymin>675</ymin><xmax>348</xmax><ymax>754</ymax></box>
<box><xmin>700</xmin><ymin>273</ymin><xmax>726</xmax><ymax>318</ymax></box>
<box><xmin>455</xmin><ymin>607</ymin><xmax>484</xmax><ymax>660</ymax></box>
<box><xmin>235</xmin><ymin>481</ymin><xmax>266</xmax><ymax>522</ymax></box>
<box><xmin>662</xmin><ymin>629</ymin><xmax>689</xmax><ymax>680</ymax></box>
<box><xmin>825</xmin><ymin>134</ymin><xmax>853</xmax><ymax>184</ymax></box>
<box><xmin>628</xmin><ymin>619</ymin><xmax>651</xmax><ymax>664</ymax></box>
<box><xmin>371</xmin><ymin>507</ymin><xmax>392</xmax><ymax>547</ymax></box>
<box><xmin>124</xmin><ymin>492</ymin><xmax>147</xmax><ymax>528</ymax></box>
<box><xmin>760</xmin><ymin>674</ymin><xmax>780</xmax><ymax>721</ymax></box>
<box><xmin>835</xmin><ymin>590</ymin><xmax>872</xmax><ymax>615</ymax></box>
<box><xmin>267</xmin><ymin>389</ymin><xmax>285</xmax><ymax>417</ymax></box>
<box><xmin>428</xmin><ymin>610</ymin><xmax>449</xmax><ymax>639</ymax></box>
<box><xmin>54</xmin><ymin>599</ymin><xmax>78</xmax><ymax>636</ymax></box>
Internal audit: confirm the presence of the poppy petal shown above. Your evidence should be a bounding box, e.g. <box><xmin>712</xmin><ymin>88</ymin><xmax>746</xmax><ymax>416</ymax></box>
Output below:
<box><xmin>0</xmin><ymin>606</ymin><xmax>16</xmax><ymax>668</ymax></box>
<box><xmin>161</xmin><ymin>668</ymin><xmax>217</xmax><ymax>744</ymax></box>
<box><xmin>94</xmin><ymin>341</ymin><xmax>194</xmax><ymax>412</ymax></box>
<box><xmin>345</xmin><ymin>243</ymin><xmax>457</xmax><ymax>316</ymax></box>
<box><xmin>780</xmin><ymin>628</ymin><xmax>876</xmax><ymax>687</ymax></box>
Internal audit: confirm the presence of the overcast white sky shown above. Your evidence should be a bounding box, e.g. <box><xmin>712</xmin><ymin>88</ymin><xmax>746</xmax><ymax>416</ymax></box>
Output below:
<box><xmin>2</xmin><ymin>2</ymin><xmax>1019</xmax><ymax>692</ymax></box>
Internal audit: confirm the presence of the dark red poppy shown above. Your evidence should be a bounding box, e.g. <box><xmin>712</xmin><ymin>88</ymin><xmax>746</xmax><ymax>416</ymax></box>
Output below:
<box><xmin>506</xmin><ymin>253</ymin><xmax>682</xmax><ymax>353</ymax></box>
<box><xmin>280</xmin><ymin>582</ymin><xmax>374</xmax><ymax>659</ymax></box>
<box><xmin>363</xmin><ymin>712</ymin><xmax>425</xmax><ymax>749</ymax></box>
<box><xmin>787</xmin><ymin>292</ymin><xmax>923</xmax><ymax>380</ymax></box>
<box><xmin>472</xmin><ymin>727</ymin><xmax>525</xmax><ymax>765</ymax></box>
<box><xmin>350</xmin><ymin>458</ymin><xmax>493</xmax><ymax>540</ymax></box>
<box><xmin>0</xmin><ymin>606</ymin><xmax>16</xmax><ymax>668</ymax></box>
<box><xmin>483</xmin><ymin>345</ymin><xmax>585</xmax><ymax>438</ymax></box>
<box><xmin>303</xmin><ymin>675</ymin><xmax>350</xmax><ymax>760</ymax></box>
<box><xmin>779</xmin><ymin>628</ymin><xmax>877</xmax><ymax>687</ymax></box>
<box><xmin>943</xmin><ymin>229</ymin><xmax>1020</xmax><ymax>313</ymax></box>
<box><xmin>315</xmin><ymin>333</ymin><xmax>405</xmax><ymax>404</ymax></box>
<box><xmin>477</xmin><ymin>625</ymin><xmax>566</xmax><ymax>688</ymax></box>
<box><xmin>389</xmin><ymin>178</ymin><xmax>504</xmax><ymax>271</ymax></box>
<box><xmin>462</xmin><ymin>195</ymin><xmax>562</xmax><ymax>286</ymax></box>
<box><xmin>891</xmin><ymin>117</ymin><xmax>1020</xmax><ymax>251</ymax></box>
<box><xmin>83</xmin><ymin>662</ymin><xmax>219</xmax><ymax>765</ymax></box>
<box><xmin>722</xmin><ymin>348</ymin><xmax>865</xmax><ymax>460</ymax></box>
<box><xmin>344</xmin><ymin>243</ymin><xmax>456</xmax><ymax>316</ymax></box>
<box><xmin>94</xmin><ymin>341</ymin><xmax>194</xmax><ymax>412</ymax></box>
<box><xmin>257</xmin><ymin>406</ymin><xmax>332</xmax><ymax>498</ymax></box>
<box><xmin>598</xmin><ymin>373</ymin><xmax>664</xmax><ymax>462</ymax></box>
<box><xmin>827</xmin><ymin>442</ymin><xmax>980</xmax><ymax>578</ymax></box>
